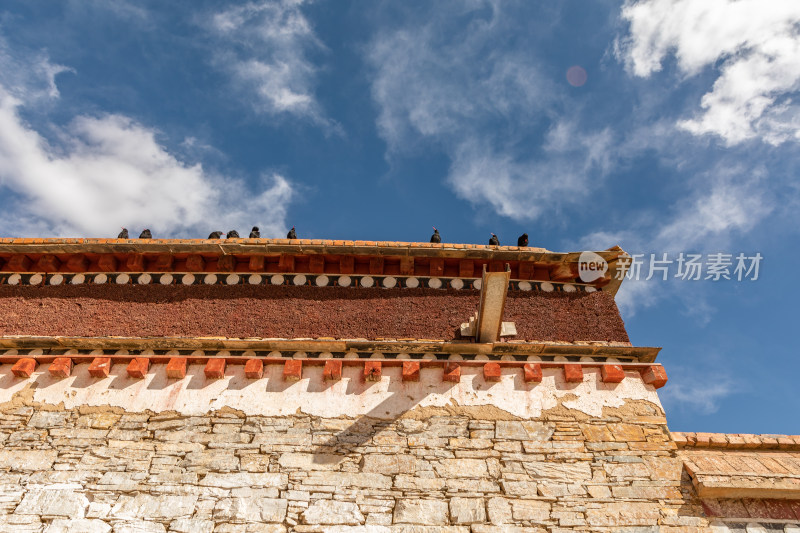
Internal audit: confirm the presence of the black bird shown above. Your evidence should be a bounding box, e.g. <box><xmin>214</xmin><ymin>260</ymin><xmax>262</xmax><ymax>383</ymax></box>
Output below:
<box><xmin>117</xmin><ymin>228</ymin><xmax>129</xmax><ymax>239</ymax></box>
<box><xmin>517</xmin><ymin>233</ymin><xmax>529</xmax><ymax>247</ymax></box>
<box><xmin>430</xmin><ymin>227</ymin><xmax>441</xmax><ymax>243</ymax></box>
<box><xmin>489</xmin><ymin>233</ymin><xmax>500</xmax><ymax>246</ymax></box>
<box><xmin>139</xmin><ymin>229</ymin><xmax>152</xmax><ymax>239</ymax></box>
<box><xmin>208</xmin><ymin>231</ymin><xmax>223</xmax><ymax>239</ymax></box>
<box><xmin>227</xmin><ymin>230</ymin><xmax>240</xmax><ymax>239</ymax></box>
<box><xmin>287</xmin><ymin>227</ymin><xmax>297</xmax><ymax>239</ymax></box>
<box><xmin>249</xmin><ymin>226</ymin><xmax>260</xmax><ymax>238</ymax></box>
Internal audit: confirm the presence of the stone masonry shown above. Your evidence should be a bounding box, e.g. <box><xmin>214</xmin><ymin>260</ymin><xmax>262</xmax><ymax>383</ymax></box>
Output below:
<box><xmin>0</xmin><ymin>391</ymin><xmax>704</xmax><ymax>532</ymax></box>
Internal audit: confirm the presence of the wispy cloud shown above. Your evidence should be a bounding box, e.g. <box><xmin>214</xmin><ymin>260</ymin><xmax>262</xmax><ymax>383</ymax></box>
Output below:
<box><xmin>660</xmin><ymin>362</ymin><xmax>740</xmax><ymax>415</ymax></box>
<box><xmin>207</xmin><ymin>0</ymin><xmax>331</xmax><ymax>127</ymax></box>
<box><xmin>366</xmin><ymin>2</ymin><xmax>616</xmax><ymax>220</ymax></box>
<box><xmin>0</xmin><ymin>44</ymin><xmax>293</xmax><ymax>238</ymax></box>
<box><xmin>618</xmin><ymin>0</ymin><xmax>800</xmax><ymax>145</ymax></box>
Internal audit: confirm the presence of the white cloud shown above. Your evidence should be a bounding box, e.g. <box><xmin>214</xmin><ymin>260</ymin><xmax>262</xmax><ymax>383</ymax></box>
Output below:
<box><xmin>366</xmin><ymin>3</ymin><xmax>615</xmax><ymax>220</ymax></box>
<box><xmin>577</xmin><ymin>168</ymin><xmax>771</xmax><ymax>318</ymax></box>
<box><xmin>208</xmin><ymin>1</ymin><xmax>330</xmax><ymax>125</ymax></box>
<box><xmin>661</xmin><ymin>364</ymin><xmax>739</xmax><ymax>415</ymax></box>
<box><xmin>0</xmin><ymin>47</ymin><xmax>293</xmax><ymax>239</ymax></box>
<box><xmin>618</xmin><ymin>0</ymin><xmax>800</xmax><ymax>145</ymax></box>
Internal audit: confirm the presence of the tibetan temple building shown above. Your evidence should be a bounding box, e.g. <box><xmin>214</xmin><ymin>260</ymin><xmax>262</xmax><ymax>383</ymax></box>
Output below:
<box><xmin>0</xmin><ymin>237</ymin><xmax>796</xmax><ymax>532</ymax></box>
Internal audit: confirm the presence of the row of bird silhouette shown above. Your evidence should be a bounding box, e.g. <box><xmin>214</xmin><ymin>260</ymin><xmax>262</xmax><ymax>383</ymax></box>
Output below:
<box><xmin>117</xmin><ymin>226</ymin><xmax>529</xmax><ymax>246</ymax></box>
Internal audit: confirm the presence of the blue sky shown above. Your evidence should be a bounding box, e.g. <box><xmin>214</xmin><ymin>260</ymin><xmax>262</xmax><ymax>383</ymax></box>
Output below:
<box><xmin>1</xmin><ymin>0</ymin><xmax>799</xmax><ymax>434</ymax></box>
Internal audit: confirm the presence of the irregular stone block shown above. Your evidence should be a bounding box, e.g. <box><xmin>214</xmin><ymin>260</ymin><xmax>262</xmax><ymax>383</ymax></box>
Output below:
<box><xmin>15</xmin><ymin>489</ymin><xmax>89</xmax><ymax>518</ymax></box>
<box><xmin>111</xmin><ymin>494</ymin><xmax>197</xmax><ymax>520</ymax></box>
<box><xmin>168</xmin><ymin>518</ymin><xmax>214</xmax><ymax>533</ymax></box>
<box><xmin>44</xmin><ymin>518</ymin><xmax>110</xmax><ymax>533</ymax></box>
<box><xmin>393</xmin><ymin>499</ymin><xmax>448</xmax><ymax>525</ymax></box>
<box><xmin>0</xmin><ymin>450</ymin><xmax>57</xmax><ymax>471</ymax></box>
<box><xmin>302</xmin><ymin>500</ymin><xmax>365</xmax><ymax>525</ymax></box>
<box><xmin>213</xmin><ymin>497</ymin><xmax>287</xmax><ymax>523</ymax></box>
<box><xmin>449</xmin><ymin>497</ymin><xmax>486</xmax><ymax>524</ymax></box>
<box><xmin>433</xmin><ymin>459</ymin><xmax>488</xmax><ymax>478</ymax></box>
<box><xmin>199</xmin><ymin>473</ymin><xmax>287</xmax><ymax>489</ymax></box>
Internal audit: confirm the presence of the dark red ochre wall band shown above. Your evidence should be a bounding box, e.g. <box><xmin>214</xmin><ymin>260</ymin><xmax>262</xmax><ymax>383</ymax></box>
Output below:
<box><xmin>0</xmin><ymin>285</ymin><xmax>629</xmax><ymax>343</ymax></box>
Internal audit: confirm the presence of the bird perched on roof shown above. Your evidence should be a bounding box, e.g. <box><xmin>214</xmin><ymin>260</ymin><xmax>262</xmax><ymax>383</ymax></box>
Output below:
<box><xmin>139</xmin><ymin>229</ymin><xmax>152</xmax><ymax>239</ymax></box>
<box><xmin>208</xmin><ymin>231</ymin><xmax>223</xmax><ymax>239</ymax></box>
<box><xmin>227</xmin><ymin>230</ymin><xmax>240</xmax><ymax>239</ymax></box>
<box><xmin>117</xmin><ymin>228</ymin><xmax>129</xmax><ymax>239</ymax></box>
<box><xmin>430</xmin><ymin>227</ymin><xmax>441</xmax><ymax>243</ymax></box>
<box><xmin>489</xmin><ymin>233</ymin><xmax>500</xmax><ymax>246</ymax></box>
<box><xmin>249</xmin><ymin>226</ymin><xmax>260</xmax><ymax>238</ymax></box>
<box><xmin>517</xmin><ymin>233</ymin><xmax>528</xmax><ymax>247</ymax></box>
<box><xmin>287</xmin><ymin>227</ymin><xmax>297</xmax><ymax>239</ymax></box>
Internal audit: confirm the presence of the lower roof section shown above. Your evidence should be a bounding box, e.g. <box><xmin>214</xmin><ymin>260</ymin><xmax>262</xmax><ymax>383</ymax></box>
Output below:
<box><xmin>0</xmin><ymin>284</ymin><xmax>630</xmax><ymax>343</ymax></box>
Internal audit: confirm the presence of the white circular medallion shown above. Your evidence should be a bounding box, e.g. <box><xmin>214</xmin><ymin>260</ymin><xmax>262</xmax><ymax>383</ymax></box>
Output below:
<box><xmin>270</xmin><ymin>274</ymin><xmax>284</xmax><ymax>285</ymax></box>
<box><xmin>428</xmin><ymin>277</ymin><xmax>442</xmax><ymax>289</ymax></box>
<box><xmin>226</xmin><ymin>274</ymin><xmax>240</xmax><ymax>285</ymax></box>
<box><xmin>315</xmin><ymin>275</ymin><xmax>329</xmax><ymax>287</ymax></box>
<box><xmin>382</xmin><ymin>276</ymin><xmax>397</xmax><ymax>288</ymax></box>
<box><xmin>181</xmin><ymin>274</ymin><xmax>195</xmax><ymax>285</ymax></box>
<box><xmin>7</xmin><ymin>273</ymin><xmax>21</xmax><ymax>285</ymax></box>
<box><xmin>137</xmin><ymin>273</ymin><xmax>151</xmax><ymax>285</ymax></box>
<box><xmin>540</xmin><ymin>281</ymin><xmax>554</xmax><ymax>292</ymax></box>
<box><xmin>49</xmin><ymin>274</ymin><xmax>63</xmax><ymax>286</ymax></box>
<box><xmin>585</xmin><ymin>286</ymin><xmax>597</xmax><ymax>293</ymax></box>
<box><xmin>115</xmin><ymin>273</ymin><xmax>130</xmax><ymax>284</ymax></box>
<box><xmin>248</xmin><ymin>274</ymin><xmax>262</xmax><ymax>285</ymax></box>
<box><xmin>94</xmin><ymin>274</ymin><xmax>108</xmax><ymax>284</ymax></box>
<box><xmin>563</xmin><ymin>284</ymin><xmax>576</xmax><ymax>293</ymax></box>
<box><xmin>160</xmin><ymin>274</ymin><xmax>173</xmax><ymax>285</ymax></box>
<box><xmin>450</xmin><ymin>278</ymin><xmax>464</xmax><ymax>290</ymax></box>
<box><xmin>360</xmin><ymin>276</ymin><xmax>374</xmax><ymax>288</ymax></box>
<box><xmin>405</xmin><ymin>277</ymin><xmax>419</xmax><ymax>288</ymax></box>
<box><xmin>70</xmin><ymin>274</ymin><xmax>85</xmax><ymax>285</ymax></box>
<box><xmin>422</xmin><ymin>352</ymin><xmax>436</xmax><ymax>360</ymax></box>
<box><xmin>29</xmin><ymin>274</ymin><xmax>43</xmax><ymax>285</ymax></box>
<box><xmin>337</xmin><ymin>275</ymin><xmax>351</xmax><ymax>287</ymax></box>
<box><xmin>472</xmin><ymin>279</ymin><xmax>482</xmax><ymax>290</ymax></box>
<box><xmin>344</xmin><ymin>351</ymin><xmax>359</xmax><ymax>359</ymax></box>
<box><xmin>293</xmin><ymin>274</ymin><xmax>307</xmax><ymax>286</ymax></box>
<box><xmin>203</xmin><ymin>274</ymin><xmax>217</xmax><ymax>285</ymax></box>
<box><xmin>518</xmin><ymin>281</ymin><xmax>532</xmax><ymax>291</ymax></box>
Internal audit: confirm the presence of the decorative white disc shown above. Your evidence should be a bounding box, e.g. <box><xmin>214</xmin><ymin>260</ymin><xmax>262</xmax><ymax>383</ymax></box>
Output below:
<box><xmin>563</xmin><ymin>284</ymin><xmax>577</xmax><ymax>293</ymax></box>
<box><xmin>29</xmin><ymin>274</ymin><xmax>43</xmax><ymax>285</ymax></box>
<box><xmin>405</xmin><ymin>277</ymin><xmax>419</xmax><ymax>288</ymax></box>
<box><xmin>585</xmin><ymin>286</ymin><xmax>597</xmax><ymax>293</ymax></box>
<box><xmin>472</xmin><ymin>279</ymin><xmax>482</xmax><ymax>290</ymax></box>
<box><xmin>338</xmin><ymin>275</ymin><xmax>351</xmax><ymax>287</ymax></box>
<box><xmin>360</xmin><ymin>276</ymin><xmax>374</xmax><ymax>288</ymax></box>
<box><xmin>7</xmin><ymin>274</ymin><xmax>21</xmax><ymax>285</ymax></box>
<box><xmin>450</xmin><ymin>278</ymin><xmax>464</xmax><ymax>290</ymax></box>
<box><xmin>293</xmin><ymin>274</ymin><xmax>307</xmax><ymax>286</ymax></box>
<box><xmin>382</xmin><ymin>276</ymin><xmax>397</xmax><ymax>288</ymax></box>
<box><xmin>315</xmin><ymin>275</ymin><xmax>329</xmax><ymax>287</ymax></box>
<box><xmin>540</xmin><ymin>282</ymin><xmax>554</xmax><ymax>292</ymax></box>
<box><xmin>203</xmin><ymin>274</ymin><xmax>217</xmax><ymax>284</ymax></box>
<box><xmin>248</xmin><ymin>274</ymin><xmax>262</xmax><ymax>285</ymax></box>
<box><xmin>428</xmin><ymin>277</ymin><xmax>442</xmax><ymax>289</ymax></box>
<box><xmin>270</xmin><ymin>274</ymin><xmax>284</xmax><ymax>285</ymax></box>
<box><xmin>181</xmin><ymin>274</ymin><xmax>195</xmax><ymax>285</ymax></box>
<box><xmin>226</xmin><ymin>274</ymin><xmax>240</xmax><ymax>285</ymax></box>
<box><xmin>70</xmin><ymin>274</ymin><xmax>85</xmax><ymax>285</ymax></box>
<box><xmin>115</xmin><ymin>273</ymin><xmax>130</xmax><ymax>284</ymax></box>
<box><xmin>94</xmin><ymin>274</ymin><xmax>108</xmax><ymax>284</ymax></box>
<box><xmin>137</xmin><ymin>273</ymin><xmax>151</xmax><ymax>284</ymax></box>
<box><xmin>49</xmin><ymin>274</ymin><xmax>63</xmax><ymax>286</ymax></box>
<box><xmin>518</xmin><ymin>281</ymin><xmax>532</xmax><ymax>291</ymax></box>
<box><xmin>160</xmin><ymin>274</ymin><xmax>174</xmax><ymax>285</ymax></box>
